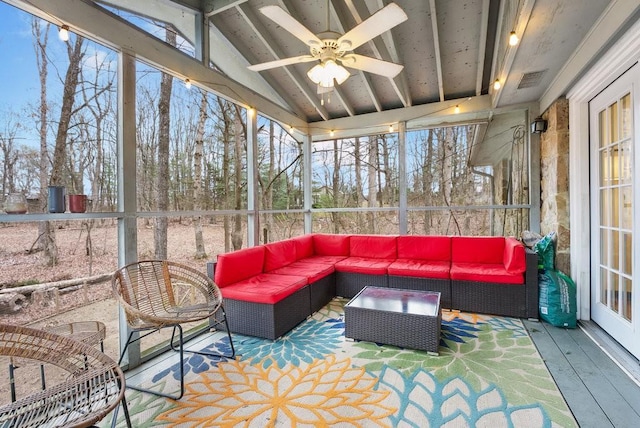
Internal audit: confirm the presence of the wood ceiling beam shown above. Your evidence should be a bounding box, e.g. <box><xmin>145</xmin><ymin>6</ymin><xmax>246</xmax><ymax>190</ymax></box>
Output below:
<box><xmin>476</xmin><ymin>0</ymin><xmax>491</xmax><ymax>96</ymax></box>
<box><xmin>203</xmin><ymin>0</ymin><xmax>247</xmax><ymax>17</ymax></box>
<box><xmin>428</xmin><ymin>0</ymin><xmax>445</xmax><ymax>102</ymax></box>
<box><xmin>148</xmin><ymin>0</ymin><xmax>246</xmax><ymax>17</ymax></box>
<box><xmin>491</xmin><ymin>0</ymin><xmax>536</xmax><ymax>108</ymax></box>
<box><xmin>311</xmin><ymin>95</ymin><xmax>495</xmax><ymax>141</ymax></box>
<box><xmin>207</xmin><ymin>24</ymin><xmax>303</xmax><ymax>116</ymax></box>
<box><xmin>237</xmin><ymin>2</ymin><xmax>331</xmax><ymax>120</ymax></box>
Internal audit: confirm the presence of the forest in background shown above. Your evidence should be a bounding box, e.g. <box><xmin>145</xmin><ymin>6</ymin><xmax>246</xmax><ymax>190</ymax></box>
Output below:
<box><xmin>1</xmin><ymin>11</ymin><xmax>530</xmax><ymax>280</ymax></box>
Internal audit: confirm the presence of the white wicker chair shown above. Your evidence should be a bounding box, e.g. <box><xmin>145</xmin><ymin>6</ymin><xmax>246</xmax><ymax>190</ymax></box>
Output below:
<box><xmin>112</xmin><ymin>260</ymin><xmax>235</xmax><ymax>400</ymax></box>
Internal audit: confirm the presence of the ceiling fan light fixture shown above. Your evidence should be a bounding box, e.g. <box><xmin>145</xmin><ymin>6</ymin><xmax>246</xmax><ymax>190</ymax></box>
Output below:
<box><xmin>307</xmin><ymin>60</ymin><xmax>350</xmax><ymax>88</ymax></box>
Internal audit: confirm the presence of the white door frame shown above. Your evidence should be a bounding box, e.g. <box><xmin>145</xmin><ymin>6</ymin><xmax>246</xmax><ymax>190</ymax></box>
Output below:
<box><xmin>568</xmin><ymin>20</ymin><xmax>640</xmax><ymax>321</ymax></box>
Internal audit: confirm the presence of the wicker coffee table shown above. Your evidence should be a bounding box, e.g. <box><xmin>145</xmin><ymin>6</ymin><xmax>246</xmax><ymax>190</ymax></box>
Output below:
<box><xmin>344</xmin><ymin>286</ymin><xmax>441</xmax><ymax>354</ymax></box>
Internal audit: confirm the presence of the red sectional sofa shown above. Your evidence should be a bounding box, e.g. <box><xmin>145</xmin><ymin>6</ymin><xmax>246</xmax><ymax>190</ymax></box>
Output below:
<box><xmin>208</xmin><ymin>233</ymin><xmax>537</xmax><ymax>340</ymax></box>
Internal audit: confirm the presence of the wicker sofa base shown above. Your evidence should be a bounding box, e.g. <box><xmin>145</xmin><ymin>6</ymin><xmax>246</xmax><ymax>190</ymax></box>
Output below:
<box><xmin>451</xmin><ymin>280</ymin><xmax>528</xmax><ymax>318</ymax></box>
<box><xmin>336</xmin><ymin>271</ymin><xmax>389</xmax><ymax>298</ymax></box>
<box><xmin>310</xmin><ymin>273</ymin><xmax>337</xmax><ymax>313</ymax></box>
<box><xmin>221</xmin><ymin>285</ymin><xmax>311</xmax><ymax>340</ymax></box>
<box><xmin>388</xmin><ymin>275</ymin><xmax>452</xmax><ymax>309</ymax></box>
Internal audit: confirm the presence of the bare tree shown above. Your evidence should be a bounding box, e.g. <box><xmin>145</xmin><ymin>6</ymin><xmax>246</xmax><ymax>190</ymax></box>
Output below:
<box><xmin>0</xmin><ymin>112</ymin><xmax>22</xmax><ymax>195</ymax></box>
<box><xmin>193</xmin><ymin>89</ymin><xmax>207</xmax><ymax>258</ymax></box>
<box><xmin>331</xmin><ymin>139</ymin><xmax>340</xmax><ymax>233</ymax></box>
<box><xmin>367</xmin><ymin>138</ymin><xmax>378</xmax><ymax>233</ymax></box>
<box><xmin>231</xmin><ymin>106</ymin><xmax>244</xmax><ymax>250</ymax></box>
<box><xmin>31</xmin><ymin>20</ymin><xmax>59</xmax><ymax>265</ymax></box>
<box><xmin>154</xmin><ymin>26</ymin><xmax>176</xmax><ymax>260</ymax></box>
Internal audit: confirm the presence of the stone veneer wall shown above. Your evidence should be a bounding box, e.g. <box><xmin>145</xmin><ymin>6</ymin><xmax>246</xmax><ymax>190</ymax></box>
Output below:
<box><xmin>540</xmin><ymin>98</ymin><xmax>571</xmax><ymax>273</ymax></box>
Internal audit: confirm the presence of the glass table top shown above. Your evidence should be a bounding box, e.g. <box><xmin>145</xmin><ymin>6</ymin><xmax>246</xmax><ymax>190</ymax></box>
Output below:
<box><xmin>345</xmin><ymin>286</ymin><xmax>441</xmax><ymax>316</ymax></box>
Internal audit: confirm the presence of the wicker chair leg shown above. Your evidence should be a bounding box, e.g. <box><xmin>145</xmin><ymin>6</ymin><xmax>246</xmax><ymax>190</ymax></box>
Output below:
<box><xmin>8</xmin><ymin>363</ymin><xmax>15</xmax><ymax>402</ymax></box>
<box><xmin>118</xmin><ymin>329</ymin><xmax>185</xmax><ymax>400</ymax></box>
<box><xmin>171</xmin><ymin>306</ymin><xmax>236</xmax><ymax>359</ymax></box>
<box><xmin>109</xmin><ymin>388</ymin><xmax>133</xmax><ymax>428</ymax></box>
<box><xmin>8</xmin><ymin>361</ymin><xmax>48</xmax><ymax>403</ymax></box>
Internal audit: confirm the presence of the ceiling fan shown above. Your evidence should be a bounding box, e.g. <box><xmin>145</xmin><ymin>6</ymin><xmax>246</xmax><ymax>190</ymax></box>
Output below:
<box><xmin>248</xmin><ymin>2</ymin><xmax>408</xmax><ymax>91</ymax></box>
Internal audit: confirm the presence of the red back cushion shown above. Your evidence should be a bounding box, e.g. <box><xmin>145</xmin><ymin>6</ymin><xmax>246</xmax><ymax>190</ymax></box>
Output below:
<box><xmin>264</xmin><ymin>240</ymin><xmax>298</xmax><ymax>271</ymax></box>
<box><xmin>290</xmin><ymin>234</ymin><xmax>315</xmax><ymax>260</ymax></box>
<box><xmin>349</xmin><ymin>235</ymin><xmax>397</xmax><ymax>259</ymax></box>
<box><xmin>215</xmin><ymin>246</ymin><xmax>265</xmax><ymax>287</ymax></box>
<box><xmin>504</xmin><ymin>237</ymin><xmax>527</xmax><ymax>273</ymax></box>
<box><xmin>451</xmin><ymin>236</ymin><xmax>505</xmax><ymax>264</ymax></box>
<box><xmin>313</xmin><ymin>234</ymin><xmax>350</xmax><ymax>256</ymax></box>
<box><xmin>397</xmin><ymin>236</ymin><xmax>451</xmax><ymax>261</ymax></box>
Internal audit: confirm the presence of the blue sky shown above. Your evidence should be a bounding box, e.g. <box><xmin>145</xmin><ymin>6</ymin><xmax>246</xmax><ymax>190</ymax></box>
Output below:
<box><xmin>0</xmin><ymin>2</ymin><xmax>42</xmax><ymax>112</ymax></box>
<box><xmin>0</xmin><ymin>2</ymin><xmax>114</xmax><ymax>148</ymax></box>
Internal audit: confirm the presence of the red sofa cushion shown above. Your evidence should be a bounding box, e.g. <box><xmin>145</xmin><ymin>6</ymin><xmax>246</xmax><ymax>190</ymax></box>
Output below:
<box><xmin>450</xmin><ymin>262</ymin><xmax>523</xmax><ymax>284</ymax></box>
<box><xmin>387</xmin><ymin>259</ymin><xmax>450</xmax><ymax>279</ymax></box>
<box><xmin>291</xmin><ymin>234</ymin><xmax>315</xmax><ymax>260</ymax></box>
<box><xmin>297</xmin><ymin>255</ymin><xmax>348</xmax><ymax>265</ymax></box>
<box><xmin>451</xmin><ymin>236</ymin><xmax>505</xmax><ymax>264</ymax></box>
<box><xmin>334</xmin><ymin>257</ymin><xmax>395</xmax><ymax>275</ymax></box>
<box><xmin>270</xmin><ymin>261</ymin><xmax>335</xmax><ymax>284</ymax></box>
<box><xmin>215</xmin><ymin>246</ymin><xmax>265</xmax><ymax>287</ymax></box>
<box><xmin>504</xmin><ymin>237</ymin><xmax>526</xmax><ymax>274</ymax></box>
<box><xmin>313</xmin><ymin>234</ymin><xmax>350</xmax><ymax>256</ymax></box>
<box><xmin>264</xmin><ymin>240</ymin><xmax>298</xmax><ymax>272</ymax></box>
<box><xmin>397</xmin><ymin>235</ymin><xmax>451</xmax><ymax>261</ymax></box>
<box><xmin>349</xmin><ymin>235</ymin><xmax>397</xmax><ymax>259</ymax></box>
<box><xmin>219</xmin><ymin>273</ymin><xmax>307</xmax><ymax>304</ymax></box>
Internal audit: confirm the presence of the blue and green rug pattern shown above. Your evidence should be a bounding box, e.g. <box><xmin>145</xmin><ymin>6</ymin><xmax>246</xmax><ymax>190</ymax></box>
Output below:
<box><xmin>106</xmin><ymin>298</ymin><xmax>577</xmax><ymax>427</ymax></box>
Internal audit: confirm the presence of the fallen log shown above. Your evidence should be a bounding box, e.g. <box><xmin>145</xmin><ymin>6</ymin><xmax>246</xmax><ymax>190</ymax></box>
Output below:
<box><xmin>0</xmin><ymin>293</ymin><xmax>27</xmax><ymax>313</ymax></box>
<box><xmin>0</xmin><ymin>273</ymin><xmax>112</xmax><ymax>295</ymax></box>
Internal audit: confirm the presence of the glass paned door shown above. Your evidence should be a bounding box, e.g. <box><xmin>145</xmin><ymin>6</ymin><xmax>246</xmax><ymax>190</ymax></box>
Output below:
<box><xmin>590</xmin><ymin>64</ymin><xmax>639</xmax><ymax>358</ymax></box>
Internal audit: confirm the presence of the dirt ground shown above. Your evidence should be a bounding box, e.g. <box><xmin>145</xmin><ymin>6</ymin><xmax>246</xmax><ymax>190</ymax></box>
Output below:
<box><xmin>0</xmin><ymin>220</ymin><xmax>228</xmax><ymax>404</ymax></box>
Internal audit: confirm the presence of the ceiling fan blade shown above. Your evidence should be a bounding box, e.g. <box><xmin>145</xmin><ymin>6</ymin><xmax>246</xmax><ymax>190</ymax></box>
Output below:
<box><xmin>341</xmin><ymin>54</ymin><xmax>404</xmax><ymax>78</ymax></box>
<box><xmin>337</xmin><ymin>3</ymin><xmax>408</xmax><ymax>51</ymax></box>
<box><xmin>259</xmin><ymin>5</ymin><xmax>323</xmax><ymax>47</ymax></box>
<box><xmin>248</xmin><ymin>55</ymin><xmax>317</xmax><ymax>72</ymax></box>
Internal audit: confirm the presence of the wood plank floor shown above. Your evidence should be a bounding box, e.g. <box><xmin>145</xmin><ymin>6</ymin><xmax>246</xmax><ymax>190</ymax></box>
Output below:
<box><xmin>524</xmin><ymin>320</ymin><xmax>640</xmax><ymax>428</ymax></box>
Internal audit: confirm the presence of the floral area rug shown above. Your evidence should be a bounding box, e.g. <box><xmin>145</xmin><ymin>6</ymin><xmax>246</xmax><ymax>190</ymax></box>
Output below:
<box><xmin>105</xmin><ymin>298</ymin><xmax>577</xmax><ymax>427</ymax></box>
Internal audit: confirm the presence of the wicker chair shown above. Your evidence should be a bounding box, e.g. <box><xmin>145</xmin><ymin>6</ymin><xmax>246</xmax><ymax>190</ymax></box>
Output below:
<box><xmin>0</xmin><ymin>323</ymin><xmax>131</xmax><ymax>428</ymax></box>
<box><xmin>112</xmin><ymin>260</ymin><xmax>235</xmax><ymax>400</ymax></box>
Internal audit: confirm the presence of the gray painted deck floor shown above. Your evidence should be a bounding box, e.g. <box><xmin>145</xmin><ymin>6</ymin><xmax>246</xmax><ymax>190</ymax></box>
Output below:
<box><xmin>524</xmin><ymin>320</ymin><xmax>640</xmax><ymax>428</ymax></box>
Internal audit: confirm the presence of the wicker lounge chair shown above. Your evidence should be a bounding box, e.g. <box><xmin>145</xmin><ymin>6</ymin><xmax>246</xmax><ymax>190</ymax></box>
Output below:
<box><xmin>112</xmin><ymin>260</ymin><xmax>235</xmax><ymax>400</ymax></box>
<box><xmin>0</xmin><ymin>323</ymin><xmax>131</xmax><ymax>428</ymax></box>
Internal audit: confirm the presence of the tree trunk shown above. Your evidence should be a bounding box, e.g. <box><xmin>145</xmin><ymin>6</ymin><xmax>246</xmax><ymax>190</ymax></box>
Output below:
<box><xmin>154</xmin><ymin>26</ymin><xmax>176</xmax><ymax>259</ymax></box>
<box><xmin>423</xmin><ymin>129</ymin><xmax>434</xmax><ymax>233</ymax></box>
<box><xmin>218</xmin><ymin>99</ymin><xmax>232</xmax><ymax>252</ymax></box>
<box><xmin>367</xmin><ymin>138</ymin><xmax>378</xmax><ymax>233</ymax></box>
<box><xmin>193</xmin><ymin>90</ymin><xmax>207</xmax><ymax>258</ymax></box>
<box><xmin>50</xmin><ymin>37</ymin><xmax>84</xmax><ymax>186</ymax></box>
<box><xmin>231</xmin><ymin>108</ymin><xmax>243</xmax><ymax>250</ymax></box>
<box><xmin>354</xmin><ymin>137</ymin><xmax>363</xmax><ymax>230</ymax></box>
<box><xmin>32</xmin><ymin>20</ymin><xmax>55</xmax><ymax>264</ymax></box>
<box><xmin>332</xmin><ymin>139</ymin><xmax>340</xmax><ymax>233</ymax></box>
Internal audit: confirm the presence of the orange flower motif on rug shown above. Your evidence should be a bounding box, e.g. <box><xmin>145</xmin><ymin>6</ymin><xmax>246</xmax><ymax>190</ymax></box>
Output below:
<box><xmin>156</xmin><ymin>354</ymin><xmax>395</xmax><ymax>427</ymax></box>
